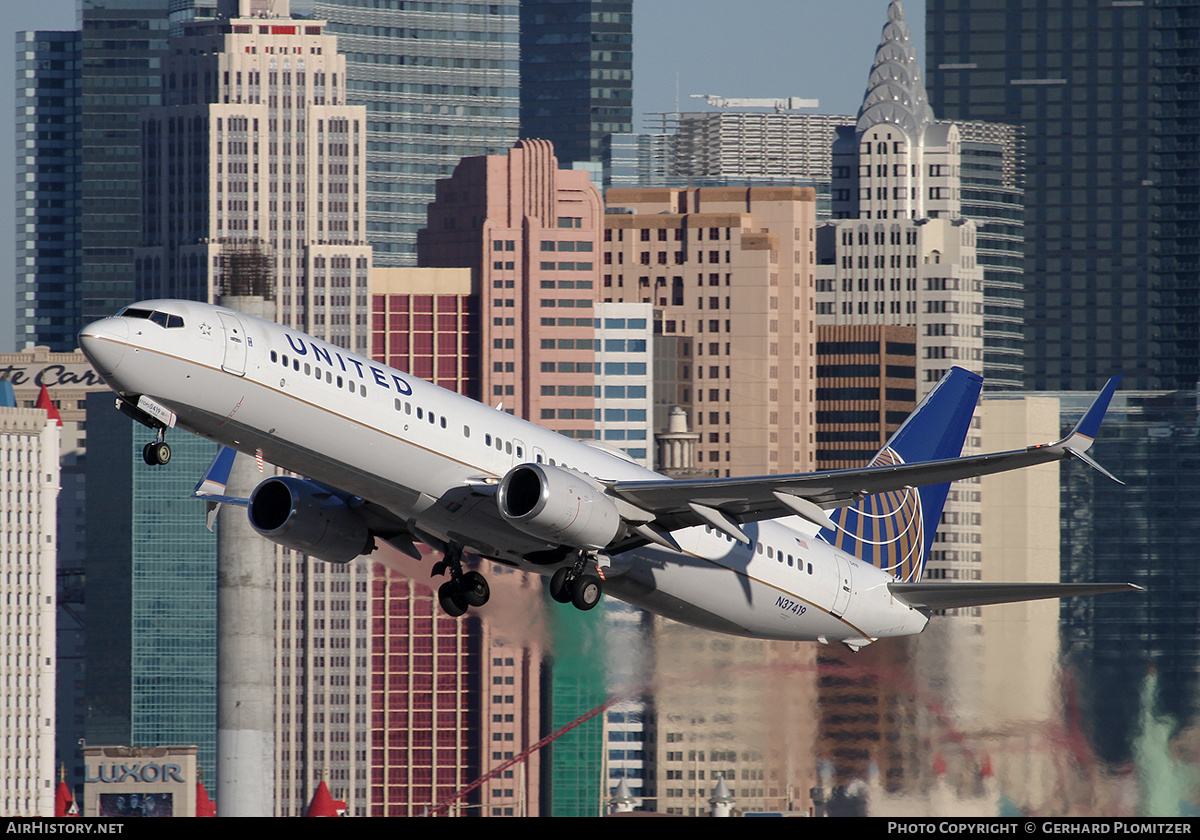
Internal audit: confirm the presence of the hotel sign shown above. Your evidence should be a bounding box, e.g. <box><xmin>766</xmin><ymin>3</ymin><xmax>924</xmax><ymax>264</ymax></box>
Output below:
<box><xmin>0</xmin><ymin>362</ymin><xmax>105</xmax><ymax>389</ymax></box>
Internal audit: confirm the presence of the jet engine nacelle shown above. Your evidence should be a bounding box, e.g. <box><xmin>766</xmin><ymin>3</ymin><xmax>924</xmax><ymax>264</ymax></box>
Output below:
<box><xmin>248</xmin><ymin>476</ymin><xmax>373</xmax><ymax>564</ymax></box>
<box><xmin>495</xmin><ymin>463</ymin><xmax>622</xmax><ymax>551</ymax></box>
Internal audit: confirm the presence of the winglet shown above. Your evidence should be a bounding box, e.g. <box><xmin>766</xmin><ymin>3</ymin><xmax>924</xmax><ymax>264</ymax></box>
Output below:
<box><xmin>193</xmin><ymin>445</ymin><xmax>238</xmax><ymax>497</ymax></box>
<box><xmin>192</xmin><ymin>445</ymin><xmax>251</xmax><ymax>510</ymax></box>
<box><xmin>1064</xmin><ymin>375</ymin><xmax>1121</xmax><ymax>450</ymax></box>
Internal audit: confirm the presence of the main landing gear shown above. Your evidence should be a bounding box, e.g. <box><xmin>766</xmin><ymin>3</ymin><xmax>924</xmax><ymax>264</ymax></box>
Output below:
<box><xmin>431</xmin><ymin>543</ymin><xmax>490</xmax><ymax>618</ymax></box>
<box><xmin>142</xmin><ymin>428</ymin><xmax>171</xmax><ymax>466</ymax></box>
<box><xmin>548</xmin><ymin>552</ymin><xmax>603</xmax><ymax>611</ymax></box>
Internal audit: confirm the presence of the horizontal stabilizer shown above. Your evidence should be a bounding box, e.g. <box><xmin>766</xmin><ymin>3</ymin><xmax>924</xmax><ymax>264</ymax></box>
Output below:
<box><xmin>889</xmin><ymin>581</ymin><xmax>1144</xmax><ymax>611</ymax></box>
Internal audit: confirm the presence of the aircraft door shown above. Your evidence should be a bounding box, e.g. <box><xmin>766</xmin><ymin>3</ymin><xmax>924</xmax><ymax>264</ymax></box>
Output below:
<box><xmin>830</xmin><ymin>554</ymin><xmax>853</xmax><ymax>618</ymax></box>
<box><xmin>217</xmin><ymin>312</ymin><xmax>248</xmax><ymax>376</ymax></box>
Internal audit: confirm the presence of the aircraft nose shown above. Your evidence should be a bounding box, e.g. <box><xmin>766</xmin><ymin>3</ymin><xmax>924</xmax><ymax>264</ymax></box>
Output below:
<box><xmin>78</xmin><ymin>317</ymin><xmax>130</xmax><ymax>376</ymax></box>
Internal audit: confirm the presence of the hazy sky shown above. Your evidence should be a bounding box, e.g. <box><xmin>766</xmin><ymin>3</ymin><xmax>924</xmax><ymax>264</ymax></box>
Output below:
<box><xmin>634</xmin><ymin>0</ymin><xmax>924</xmax><ymax>126</ymax></box>
<box><xmin>0</xmin><ymin>0</ymin><xmax>924</xmax><ymax>350</ymax></box>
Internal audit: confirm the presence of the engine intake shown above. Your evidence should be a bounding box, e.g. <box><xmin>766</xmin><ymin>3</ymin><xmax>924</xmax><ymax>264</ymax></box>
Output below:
<box><xmin>248</xmin><ymin>477</ymin><xmax>373</xmax><ymax>564</ymax></box>
<box><xmin>495</xmin><ymin>463</ymin><xmax>621</xmax><ymax>550</ymax></box>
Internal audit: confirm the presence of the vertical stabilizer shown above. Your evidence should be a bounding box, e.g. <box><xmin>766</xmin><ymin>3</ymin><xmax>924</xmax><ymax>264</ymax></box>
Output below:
<box><xmin>821</xmin><ymin>367</ymin><xmax>982</xmax><ymax>581</ymax></box>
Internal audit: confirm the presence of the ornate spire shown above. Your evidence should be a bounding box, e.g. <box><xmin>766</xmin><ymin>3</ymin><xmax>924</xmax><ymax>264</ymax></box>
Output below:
<box><xmin>856</xmin><ymin>1</ymin><xmax>934</xmax><ymax>139</ymax></box>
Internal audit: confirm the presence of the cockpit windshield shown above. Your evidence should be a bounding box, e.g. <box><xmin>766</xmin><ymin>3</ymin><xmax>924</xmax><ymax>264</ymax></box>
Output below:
<box><xmin>119</xmin><ymin>307</ymin><xmax>185</xmax><ymax>329</ymax></box>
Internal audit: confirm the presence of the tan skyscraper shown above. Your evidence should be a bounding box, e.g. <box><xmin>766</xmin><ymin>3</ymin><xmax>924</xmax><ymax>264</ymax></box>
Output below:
<box><xmin>0</xmin><ymin>401</ymin><xmax>58</xmax><ymax>816</ymax></box>
<box><xmin>136</xmin><ymin>0</ymin><xmax>372</xmax><ymax>352</ymax></box>
<box><xmin>602</xmin><ymin>186</ymin><xmax>818</xmax><ymax>478</ymax></box>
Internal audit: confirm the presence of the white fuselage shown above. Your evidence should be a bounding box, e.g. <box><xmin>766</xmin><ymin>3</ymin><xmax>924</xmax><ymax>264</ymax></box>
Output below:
<box><xmin>79</xmin><ymin>300</ymin><xmax>930</xmax><ymax>647</ymax></box>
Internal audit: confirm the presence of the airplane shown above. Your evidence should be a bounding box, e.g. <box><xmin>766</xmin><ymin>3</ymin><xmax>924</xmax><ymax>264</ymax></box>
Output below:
<box><xmin>78</xmin><ymin>299</ymin><xmax>1142</xmax><ymax>650</ymax></box>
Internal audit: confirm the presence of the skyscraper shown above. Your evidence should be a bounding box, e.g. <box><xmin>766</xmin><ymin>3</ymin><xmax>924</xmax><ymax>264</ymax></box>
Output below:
<box><xmin>520</xmin><ymin>0</ymin><xmax>634</xmax><ymax>170</ymax></box>
<box><xmin>926</xmin><ymin>0</ymin><xmax>1200</xmax><ymax>769</ymax></box>
<box><xmin>79</xmin><ymin>0</ymin><xmax>170</xmax><ymax>328</ymax></box>
<box><xmin>926</xmin><ymin>0</ymin><xmax>1166</xmax><ymax>392</ymax></box>
<box><xmin>601</xmin><ymin>185</ymin><xmax>818</xmax><ymax>478</ymax></box>
<box><xmin>16</xmin><ymin>1</ymin><xmax>170</xmax><ymax>349</ymax></box>
<box><xmin>815</xmin><ymin>0</ymin><xmax>984</xmax><ymax>593</ymax></box>
<box><xmin>83</xmin><ymin>393</ymin><xmax>218</xmax><ymax>788</ymax></box>
<box><xmin>136</xmin><ymin>0</ymin><xmax>374</xmax><ymax>352</ymax></box>
<box><xmin>313</xmin><ymin>0</ymin><xmax>520</xmax><ymax>266</ymax></box>
<box><xmin>15</xmin><ymin>30</ymin><xmax>80</xmax><ymax>353</ymax></box>
<box><xmin>0</xmin><ymin>401</ymin><xmax>58</xmax><ymax>816</ymax></box>
<box><xmin>417</xmin><ymin>139</ymin><xmax>605</xmax><ymax>435</ymax></box>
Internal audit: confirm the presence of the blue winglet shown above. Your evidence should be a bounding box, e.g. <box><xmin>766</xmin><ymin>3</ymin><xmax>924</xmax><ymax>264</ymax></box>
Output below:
<box><xmin>193</xmin><ymin>445</ymin><xmax>243</xmax><ymax>502</ymax></box>
<box><xmin>1070</xmin><ymin>376</ymin><xmax>1122</xmax><ymax>442</ymax></box>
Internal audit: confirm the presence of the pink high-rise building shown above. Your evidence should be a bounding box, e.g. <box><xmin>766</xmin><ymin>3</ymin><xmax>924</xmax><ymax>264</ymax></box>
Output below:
<box><xmin>417</xmin><ymin>139</ymin><xmax>604</xmax><ymax>437</ymax></box>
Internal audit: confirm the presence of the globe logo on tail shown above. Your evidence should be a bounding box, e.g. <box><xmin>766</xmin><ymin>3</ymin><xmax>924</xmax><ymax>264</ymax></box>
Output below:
<box><xmin>823</xmin><ymin>447</ymin><xmax>927</xmax><ymax>582</ymax></box>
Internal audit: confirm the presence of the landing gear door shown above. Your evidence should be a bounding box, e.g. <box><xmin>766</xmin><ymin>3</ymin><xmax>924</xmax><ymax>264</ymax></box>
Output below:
<box><xmin>217</xmin><ymin>312</ymin><xmax>248</xmax><ymax>376</ymax></box>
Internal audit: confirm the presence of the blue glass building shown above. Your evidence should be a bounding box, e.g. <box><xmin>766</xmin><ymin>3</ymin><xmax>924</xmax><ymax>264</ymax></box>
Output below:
<box><xmin>15</xmin><ymin>30</ymin><xmax>81</xmax><ymax>353</ymax></box>
<box><xmin>17</xmin><ymin>1</ymin><xmax>169</xmax><ymax>348</ymax></box>
<box><xmin>84</xmin><ymin>393</ymin><xmax>219</xmax><ymax>784</ymax></box>
<box><xmin>1054</xmin><ymin>389</ymin><xmax>1200</xmax><ymax>764</ymax></box>
<box><xmin>520</xmin><ymin>0</ymin><xmax>634</xmax><ymax>170</ymax></box>
<box><xmin>312</xmin><ymin>0</ymin><xmax>520</xmax><ymax>266</ymax></box>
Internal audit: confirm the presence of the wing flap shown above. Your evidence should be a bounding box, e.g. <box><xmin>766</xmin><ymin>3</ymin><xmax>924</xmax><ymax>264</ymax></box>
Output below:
<box><xmin>889</xmin><ymin>581</ymin><xmax>1144</xmax><ymax>610</ymax></box>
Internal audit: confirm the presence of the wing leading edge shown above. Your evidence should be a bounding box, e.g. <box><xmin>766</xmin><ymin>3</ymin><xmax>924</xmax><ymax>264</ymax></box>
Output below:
<box><xmin>607</xmin><ymin>370</ymin><xmax>1124</xmax><ymax>535</ymax></box>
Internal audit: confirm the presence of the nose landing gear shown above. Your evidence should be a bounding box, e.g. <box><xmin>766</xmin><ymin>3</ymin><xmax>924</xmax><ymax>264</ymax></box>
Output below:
<box><xmin>142</xmin><ymin>429</ymin><xmax>171</xmax><ymax>466</ymax></box>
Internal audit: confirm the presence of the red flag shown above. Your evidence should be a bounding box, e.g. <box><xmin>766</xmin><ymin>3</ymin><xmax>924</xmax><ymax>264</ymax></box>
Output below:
<box><xmin>35</xmin><ymin>385</ymin><xmax>62</xmax><ymax>427</ymax></box>
<box><xmin>196</xmin><ymin>780</ymin><xmax>216</xmax><ymax>817</ymax></box>
<box><xmin>305</xmin><ymin>780</ymin><xmax>345</xmax><ymax>817</ymax></box>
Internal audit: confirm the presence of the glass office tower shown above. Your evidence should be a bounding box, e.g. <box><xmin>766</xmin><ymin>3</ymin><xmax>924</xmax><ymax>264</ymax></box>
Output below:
<box><xmin>84</xmin><ymin>393</ymin><xmax>219</xmax><ymax>785</ymax></box>
<box><xmin>15</xmin><ymin>30</ymin><xmax>81</xmax><ymax>352</ymax></box>
<box><xmin>520</xmin><ymin>0</ymin><xmax>634</xmax><ymax>169</ymax></box>
<box><xmin>926</xmin><ymin>0</ymin><xmax>1179</xmax><ymax>392</ymax></box>
<box><xmin>928</xmin><ymin>0</ymin><xmax>1200</xmax><ymax>766</ymax></box>
<box><xmin>313</xmin><ymin>0</ymin><xmax>519</xmax><ymax>266</ymax></box>
<box><xmin>80</xmin><ymin>0</ymin><xmax>170</xmax><ymax>326</ymax></box>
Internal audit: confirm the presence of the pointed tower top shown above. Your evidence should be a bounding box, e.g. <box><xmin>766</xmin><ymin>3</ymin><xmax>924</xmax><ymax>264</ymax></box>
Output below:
<box><xmin>856</xmin><ymin>0</ymin><xmax>934</xmax><ymax>140</ymax></box>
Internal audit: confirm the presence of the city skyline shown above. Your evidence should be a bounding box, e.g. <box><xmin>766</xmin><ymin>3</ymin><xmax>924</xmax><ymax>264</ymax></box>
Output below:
<box><xmin>10</xmin><ymin>0</ymin><xmax>1194</xmax><ymax>818</ymax></box>
<box><xmin>0</xmin><ymin>0</ymin><xmax>925</xmax><ymax>350</ymax></box>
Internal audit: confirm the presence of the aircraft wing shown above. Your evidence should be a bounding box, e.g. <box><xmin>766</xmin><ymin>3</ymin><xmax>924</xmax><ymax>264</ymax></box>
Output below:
<box><xmin>888</xmin><ymin>581</ymin><xmax>1144</xmax><ymax>610</ymax></box>
<box><xmin>605</xmin><ymin>375</ymin><xmax>1122</xmax><ymax>538</ymax></box>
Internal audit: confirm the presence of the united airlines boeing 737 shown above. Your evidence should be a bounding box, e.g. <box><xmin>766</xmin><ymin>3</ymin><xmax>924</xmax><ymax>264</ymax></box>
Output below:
<box><xmin>78</xmin><ymin>300</ymin><xmax>1140</xmax><ymax>649</ymax></box>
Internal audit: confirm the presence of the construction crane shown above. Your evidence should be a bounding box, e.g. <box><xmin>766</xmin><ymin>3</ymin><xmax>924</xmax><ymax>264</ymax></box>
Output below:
<box><xmin>692</xmin><ymin>94</ymin><xmax>819</xmax><ymax>112</ymax></box>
